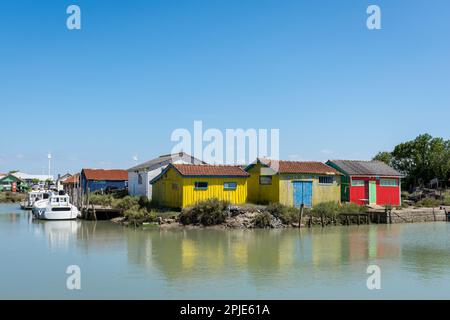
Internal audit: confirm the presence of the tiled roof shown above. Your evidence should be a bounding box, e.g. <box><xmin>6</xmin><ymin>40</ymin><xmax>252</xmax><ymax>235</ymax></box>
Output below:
<box><xmin>172</xmin><ymin>164</ymin><xmax>250</xmax><ymax>177</ymax></box>
<box><xmin>257</xmin><ymin>158</ymin><xmax>340</xmax><ymax>175</ymax></box>
<box><xmin>127</xmin><ymin>152</ymin><xmax>205</xmax><ymax>172</ymax></box>
<box><xmin>82</xmin><ymin>169</ymin><xmax>128</xmax><ymax>181</ymax></box>
<box><xmin>62</xmin><ymin>173</ymin><xmax>80</xmax><ymax>184</ymax></box>
<box><xmin>328</xmin><ymin>160</ymin><xmax>402</xmax><ymax>177</ymax></box>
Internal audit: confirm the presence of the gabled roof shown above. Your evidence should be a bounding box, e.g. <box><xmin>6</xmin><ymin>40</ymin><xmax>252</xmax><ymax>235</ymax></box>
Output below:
<box><xmin>0</xmin><ymin>174</ymin><xmax>25</xmax><ymax>183</ymax></box>
<box><xmin>127</xmin><ymin>152</ymin><xmax>205</xmax><ymax>172</ymax></box>
<box><xmin>62</xmin><ymin>173</ymin><xmax>80</xmax><ymax>184</ymax></box>
<box><xmin>150</xmin><ymin>163</ymin><xmax>249</xmax><ymax>184</ymax></box>
<box><xmin>327</xmin><ymin>160</ymin><xmax>402</xmax><ymax>177</ymax></box>
<box><xmin>246</xmin><ymin>158</ymin><xmax>341</xmax><ymax>175</ymax></box>
<box><xmin>81</xmin><ymin>169</ymin><xmax>128</xmax><ymax>181</ymax></box>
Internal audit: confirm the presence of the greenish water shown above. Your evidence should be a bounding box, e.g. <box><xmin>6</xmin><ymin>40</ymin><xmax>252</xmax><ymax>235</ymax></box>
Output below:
<box><xmin>0</xmin><ymin>203</ymin><xmax>449</xmax><ymax>299</ymax></box>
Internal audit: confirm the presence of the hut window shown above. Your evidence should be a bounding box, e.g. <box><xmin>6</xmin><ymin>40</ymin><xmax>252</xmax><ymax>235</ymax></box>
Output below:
<box><xmin>224</xmin><ymin>182</ymin><xmax>237</xmax><ymax>190</ymax></box>
<box><xmin>194</xmin><ymin>182</ymin><xmax>208</xmax><ymax>190</ymax></box>
<box><xmin>138</xmin><ymin>174</ymin><xmax>143</xmax><ymax>185</ymax></box>
<box><xmin>351</xmin><ymin>179</ymin><xmax>365</xmax><ymax>187</ymax></box>
<box><xmin>259</xmin><ymin>176</ymin><xmax>272</xmax><ymax>185</ymax></box>
<box><xmin>380</xmin><ymin>179</ymin><xmax>397</xmax><ymax>187</ymax></box>
<box><xmin>319</xmin><ymin>176</ymin><xmax>333</xmax><ymax>184</ymax></box>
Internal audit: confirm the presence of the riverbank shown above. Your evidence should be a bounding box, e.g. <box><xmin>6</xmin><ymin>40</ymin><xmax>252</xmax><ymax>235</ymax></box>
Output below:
<box><xmin>0</xmin><ymin>192</ymin><xmax>25</xmax><ymax>204</ymax></box>
<box><xmin>111</xmin><ymin>201</ymin><xmax>450</xmax><ymax>229</ymax></box>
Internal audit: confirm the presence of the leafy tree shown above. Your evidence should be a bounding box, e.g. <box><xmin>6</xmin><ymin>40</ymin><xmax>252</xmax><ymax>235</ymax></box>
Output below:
<box><xmin>373</xmin><ymin>151</ymin><xmax>393</xmax><ymax>165</ymax></box>
<box><xmin>374</xmin><ymin>134</ymin><xmax>450</xmax><ymax>189</ymax></box>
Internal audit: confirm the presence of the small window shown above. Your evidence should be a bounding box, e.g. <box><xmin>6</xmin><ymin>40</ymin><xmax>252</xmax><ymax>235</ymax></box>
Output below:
<box><xmin>319</xmin><ymin>176</ymin><xmax>333</xmax><ymax>184</ymax></box>
<box><xmin>380</xmin><ymin>179</ymin><xmax>398</xmax><ymax>187</ymax></box>
<box><xmin>352</xmin><ymin>179</ymin><xmax>365</xmax><ymax>186</ymax></box>
<box><xmin>259</xmin><ymin>176</ymin><xmax>272</xmax><ymax>185</ymax></box>
<box><xmin>224</xmin><ymin>182</ymin><xmax>237</xmax><ymax>190</ymax></box>
<box><xmin>194</xmin><ymin>182</ymin><xmax>208</xmax><ymax>190</ymax></box>
<box><xmin>138</xmin><ymin>174</ymin><xmax>143</xmax><ymax>185</ymax></box>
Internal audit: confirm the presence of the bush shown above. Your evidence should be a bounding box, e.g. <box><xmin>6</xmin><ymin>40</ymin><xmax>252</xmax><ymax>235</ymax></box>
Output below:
<box><xmin>266</xmin><ymin>203</ymin><xmax>299</xmax><ymax>224</ymax></box>
<box><xmin>253</xmin><ymin>212</ymin><xmax>273</xmax><ymax>228</ymax></box>
<box><xmin>339</xmin><ymin>202</ymin><xmax>367</xmax><ymax>214</ymax></box>
<box><xmin>179</xmin><ymin>199</ymin><xmax>229</xmax><ymax>226</ymax></box>
<box><xmin>0</xmin><ymin>192</ymin><xmax>25</xmax><ymax>203</ymax></box>
<box><xmin>88</xmin><ymin>194</ymin><xmax>114</xmax><ymax>207</ymax></box>
<box><xmin>415</xmin><ymin>197</ymin><xmax>441</xmax><ymax>207</ymax></box>
<box><xmin>311</xmin><ymin>201</ymin><xmax>340</xmax><ymax>217</ymax></box>
<box><xmin>123</xmin><ymin>205</ymin><xmax>158</xmax><ymax>222</ymax></box>
<box><xmin>115</xmin><ymin>196</ymin><xmax>139</xmax><ymax>211</ymax></box>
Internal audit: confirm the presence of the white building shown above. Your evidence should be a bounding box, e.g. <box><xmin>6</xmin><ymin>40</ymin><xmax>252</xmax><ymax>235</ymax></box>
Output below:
<box><xmin>13</xmin><ymin>172</ymin><xmax>54</xmax><ymax>185</ymax></box>
<box><xmin>128</xmin><ymin>152</ymin><xmax>205</xmax><ymax>199</ymax></box>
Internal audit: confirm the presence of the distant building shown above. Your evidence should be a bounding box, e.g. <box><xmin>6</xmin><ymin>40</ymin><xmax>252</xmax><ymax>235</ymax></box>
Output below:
<box><xmin>56</xmin><ymin>173</ymin><xmax>72</xmax><ymax>191</ymax></box>
<box><xmin>326</xmin><ymin>160</ymin><xmax>403</xmax><ymax>206</ymax></box>
<box><xmin>151</xmin><ymin>164</ymin><xmax>249</xmax><ymax>208</ymax></box>
<box><xmin>127</xmin><ymin>152</ymin><xmax>205</xmax><ymax>200</ymax></box>
<box><xmin>0</xmin><ymin>174</ymin><xmax>27</xmax><ymax>192</ymax></box>
<box><xmin>12</xmin><ymin>172</ymin><xmax>54</xmax><ymax>187</ymax></box>
<box><xmin>80</xmin><ymin>169</ymin><xmax>128</xmax><ymax>194</ymax></box>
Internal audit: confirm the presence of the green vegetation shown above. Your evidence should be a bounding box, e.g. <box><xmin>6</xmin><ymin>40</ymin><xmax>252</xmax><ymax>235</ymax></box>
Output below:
<box><xmin>0</xmin><ymin>192</ymin><xmax>25</xmax><ymax>203</ymax></box>
<box><xmin>310</xmin><ymin>201</ymin><xmax>366</xmax><ymax>217</ymax></box>
<box><xmin>415</xmin><ymin>198</ymin><xmax>441</xmax><ymax>208</ymax></box>
<box><xmin>253</xmin><ymin>212</ymin><xmax>273</xmax><ymax>228</ymax></box>
<box><xmin>179</xmin><ymin>199</ymin><xmax>229</xmax><ymax>226</ymax></box>
<box><xmin>265</xmin><ymin>203</ymin><xmax>300</xmax><ymax>224</ymax></box>
<box><xmin>88</xmin><ymin>194</ymin><xmax>139</xmax><ymax>211</ymax></box>
<box><xmin>374</xmin><ymin>134</ymin><xmax>450</xmax><ymax>189</ymax></box>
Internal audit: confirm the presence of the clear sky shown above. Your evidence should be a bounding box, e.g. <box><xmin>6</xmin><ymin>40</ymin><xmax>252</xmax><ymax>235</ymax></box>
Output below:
<box><xmin>0</xmin><ymin>0</ymin><xmax>449</xmax><ymax>175</ymax></box>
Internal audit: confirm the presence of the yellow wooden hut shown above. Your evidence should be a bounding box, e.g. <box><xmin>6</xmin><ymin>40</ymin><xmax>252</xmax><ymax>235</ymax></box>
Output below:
<box><xmin>245</xmin><ymin>158</ymin><xmax>341</xmax><ymax>207</ymax></box>
<box><xmin>150</xmin><ymin>164</ymin><xmax>249</xmax><ymax>208</ymax></box>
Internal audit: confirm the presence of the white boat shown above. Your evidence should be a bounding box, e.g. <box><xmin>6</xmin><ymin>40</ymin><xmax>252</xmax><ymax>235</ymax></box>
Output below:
<box><xmin>32</xmin><ymin>193</ymin><xmax>80</xmax><ymax>220</ymax></box>
<box><xmin>21</xmin><ymin>190</ymin><xmax>51</xmax><ymax>210</ymax></box>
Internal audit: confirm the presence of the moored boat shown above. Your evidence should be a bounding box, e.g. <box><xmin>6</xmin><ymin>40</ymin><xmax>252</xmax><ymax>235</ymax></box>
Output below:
<box><xmin>32</xmin><ymin>193</ymin><xmax>80</xmax><ymax>220</ymax></box>
<box><xmin>21</xmin><ymin>190</ymin><xmax>52</xmax><ymax>210</ymax></box>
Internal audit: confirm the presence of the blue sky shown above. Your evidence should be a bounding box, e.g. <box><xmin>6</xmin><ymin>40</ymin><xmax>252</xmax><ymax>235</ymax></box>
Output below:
<box><xmin>0</xmin><ymin>0</ymin><xmax>449</xmax><ymax>174</ymax></box>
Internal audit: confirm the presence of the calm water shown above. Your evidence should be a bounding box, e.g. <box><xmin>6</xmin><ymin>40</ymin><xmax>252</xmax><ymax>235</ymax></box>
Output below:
<box><xmin>0</xmin><ymin>203</ymin><xmax>449</xmax><ymax>300</ymax></box>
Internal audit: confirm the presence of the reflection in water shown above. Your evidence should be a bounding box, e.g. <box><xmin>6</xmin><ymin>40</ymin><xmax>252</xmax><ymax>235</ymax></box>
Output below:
<box><xmin>32</xmin><ymin>220</ymin><xmax>81</xmax><ymax>250</ymax></box>
<box><xmin>1</xmin><ymin>203</ymin><xmax>449</xmax><ymax>299</ymax></box>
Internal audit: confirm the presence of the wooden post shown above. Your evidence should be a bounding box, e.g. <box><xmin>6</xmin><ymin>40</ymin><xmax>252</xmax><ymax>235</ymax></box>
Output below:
<box><xmin>357</xmin><ymin>214</ymin><xmax>360</xmax><ymax>225</ymax></box>
<box><xmin>433</xmin><ymin>207</ymin><xmax>436</xmax><ymax>222</ymax></box>
<box><xmin>321</xmin><ymin>213</ymin><xmax>324</xmax><ymax>228</ymax></box>
<box><xmin>298</xmin><ymin>204</ymin><xmax>304</xmax><ymax>228</ymax></box>
<box><xmin>308</xmin><ymin>215</ymin><xmax>312</xmax><ymax>228</ymax></box>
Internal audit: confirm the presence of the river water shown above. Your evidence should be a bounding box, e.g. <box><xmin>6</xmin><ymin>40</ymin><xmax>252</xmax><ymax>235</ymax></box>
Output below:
<box><xmin>0</xmin><ymin>203</ymin><xmax>449</xmax><ymax>299</ymax></box>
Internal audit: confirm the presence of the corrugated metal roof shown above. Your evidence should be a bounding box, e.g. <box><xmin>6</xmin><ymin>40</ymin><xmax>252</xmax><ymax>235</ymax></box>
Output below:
<box><xmin>82</xmin><ymin>169</ymin><xmax>128</xmax><ymax>181</ymax></box>
<box><xmin>127</xmin><ymin>152</ymin><xmax>205</xmax><ymax>172</ymax></box>
<box><xmin>328</xmin><ymin>160</ymin><xmax>402</xmax><ymax>177</ymax></box>
<box><xmin>252</xmin><ymin>158</ymin><xmax>341</xmax><ymax>175</ymax></box>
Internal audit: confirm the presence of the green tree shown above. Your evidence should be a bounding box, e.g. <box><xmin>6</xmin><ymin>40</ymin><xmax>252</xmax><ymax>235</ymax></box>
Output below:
<box><xmin>374</xmin><ymin>134</ymin><xmax>450</xmax><ymax>189</ymax></box>
<box><xmin>373</xmin><ymin>151</ymin><xmax>393</xmax><ymax>165</ymax></box>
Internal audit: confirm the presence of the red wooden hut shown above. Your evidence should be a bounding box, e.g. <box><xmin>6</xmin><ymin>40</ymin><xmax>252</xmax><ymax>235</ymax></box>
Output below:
<box><xmin>326</xmin><ymin>160</ymin><xmax>403</xmax><ymax>206</ymax></box>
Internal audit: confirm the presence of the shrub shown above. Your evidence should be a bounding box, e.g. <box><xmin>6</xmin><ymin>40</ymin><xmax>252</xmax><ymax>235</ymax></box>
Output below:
<box><xmin>123</xmin><ymin>205</ymin><xmax>158</xmax><ymax>222</ymax></box>
<box><xmin>0</xmin><ymin>192</ymin><xmax>25</xmax><ymax>203</ymax></box>
<box><xmin>88</xmin><ymin>194</ymin><xmax>114</xmax><ymax>207</ymax></box>
<box><xmin>179</xmin><ymin>199</ymin><xmax>229</xmax><ymax>226</ymax></box>
<box><xmin>115</xmin><ymin>196</ymin><xmax>139</xmax><ymax>211</ymax></box>
<box><xmin>415</xmin><ymin>197</ymin><xmax>441</xmax><ymax>207</ymax></box>
<box><xmin>266</xmin><ymin>203</ymin><xmax>299</xmax><ymax>224</ymax></box>
<box><xmin>339</xmin><ymin>202</ymin><xmax>367</xmax><ymax>214</ymax></box>
<box><xmin>311</xmin><ymin>201</ymin><xmax>340</xmax><ymax>217</ymax></box>
<box><xmin>253</xmin><ymin>212</ymin><xmax>273</xmax><ymax>228</ymax></box>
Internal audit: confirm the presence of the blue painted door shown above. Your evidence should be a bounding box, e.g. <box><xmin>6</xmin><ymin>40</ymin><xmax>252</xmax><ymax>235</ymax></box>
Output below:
<box><xmin>293</xmin><ymin>181</ymin><xmax>313</xmax><ymax>207</ymax></box>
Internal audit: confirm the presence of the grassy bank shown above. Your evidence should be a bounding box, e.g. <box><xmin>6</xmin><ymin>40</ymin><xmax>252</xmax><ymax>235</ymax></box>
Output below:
<box><xmin>89</xmin><ymin>194</ymin><xmax>179</xmax><ymax>226</ymax></box>
<box><xmin>0</xmin><ymin>192</ymin><xmax>26</xmax><ymax>203</ymax></box>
